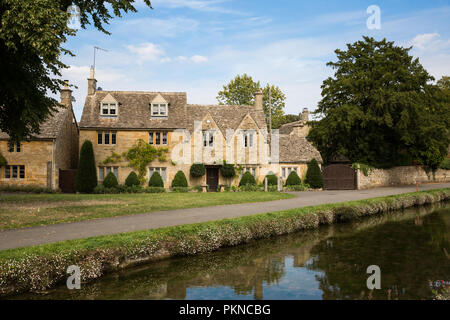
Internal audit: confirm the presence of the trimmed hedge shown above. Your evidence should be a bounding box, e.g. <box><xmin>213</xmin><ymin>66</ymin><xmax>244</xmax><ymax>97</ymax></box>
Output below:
<box><xmin>1</xmin><ymin>189</ymin><xmax>448</xmax><ymax>296</ymax></box>
<box><xmin>440</xmin><ymin>158</ymin><xmax>450</xmax><ymax>170</ymax></box>
<box><xmin>305</xmin><ymin>158</ymin><xmax>324</xmax><ymax>189</ymax></box>
<box><xmin>172</xmin><ymin>170</ymin><xmax>188</xmax><ymax>188</ymax></box>
<box><xmin>125</xmin><ymin>171</ymin><xmax>140</xmax><ymax>187</ymax></box>
<box><xmin>220</xmin><ymin>163</ymin><xmax>236</xmax><ymax>178</ymax></box>
<box><xmin>75</xmin><ymin>140</ymin><xmax>97</xmax><ymax>193</ymax></box>
<box><xmin>103</xmin><ymin>172</ymin><xmax>118</xmax><ymax>188</ymax></box>
<box><xmin>149</xmin><ymin>172</ymin><xmax>164</xmax><ymax>187</ymax></box>
<box><xmin>190</xmin><ymin>163</ymin><xmax>205</xmax><ymax>178</ymax></box>
<box><xmin>285</xmin><ymin>171</ymin><xmax>301</xmax><ymax>186</ymax></box>
<box><xmin>265</xmin><ymin>174</ymin><xmax>278</xmax><ymax>186</ymax></box>
<box><xmin>239</xmin><ymin>171</ymin><xmax>256</xmax><ymax>186</ymax></box>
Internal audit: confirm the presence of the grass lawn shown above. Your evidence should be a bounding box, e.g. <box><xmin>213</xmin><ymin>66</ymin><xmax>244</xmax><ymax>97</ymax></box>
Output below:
<box><xmin>0</xmin><ymin>192</ymin><xmax>294</xmax><ymax>230</ymax></box>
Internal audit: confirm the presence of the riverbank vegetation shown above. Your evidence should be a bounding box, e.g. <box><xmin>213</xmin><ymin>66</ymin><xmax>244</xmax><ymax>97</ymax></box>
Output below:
<box><xmin>0</xmin><ymin>192</ymin><xmax>293</xmax><ymax>230</ymax></box>
<box><xmin>0</xmin><ymin>188</ymin><xmax>448</xmax><ymax>296</ymax></box>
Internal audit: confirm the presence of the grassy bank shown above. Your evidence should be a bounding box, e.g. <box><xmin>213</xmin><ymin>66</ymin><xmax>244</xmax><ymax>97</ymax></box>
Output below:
<box><xmin>0</xmin><ymin>192</ymin><xmax>293</xmax><ymax>230</ymax></box>
<box><xmin>0</xmin><ymin>188</ymin><xmax>449</xmax><ymax>296</ymax></box>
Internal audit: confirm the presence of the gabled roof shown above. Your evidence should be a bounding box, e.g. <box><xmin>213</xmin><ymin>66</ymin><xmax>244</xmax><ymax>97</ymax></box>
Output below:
<box><xmin>185</xmin><ymin>104</ymin><xmax>268</xmax><ymax>135</ymax></box>
<box><xmin>0</xmin><ymin>105</ymin><xmax>73</xmax><ymax>140</ymax></box>
<box><xmin>278</xmin><ymin>119</ymin><xmax>307</xmax><ymax>135</ymax></box>
<box><xmin>279</xmin><ymin>134</ymin><xmax>323</xmax><ymax>163</ymax></box>
<box><xmin>79</xmin><ymin>91</ymin><xmax>188</xmax><ymax>130</ymax></box>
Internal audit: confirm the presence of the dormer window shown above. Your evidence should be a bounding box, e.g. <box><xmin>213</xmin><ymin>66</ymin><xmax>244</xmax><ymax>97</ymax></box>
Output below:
<box><xmin>151</xmin><ymin>103</ymin><xmax>167</xmax><ymax>117</ymax></box>
<box><xmin>101</xmin><ymin>103</ymin><xmax>117</xmax><ymax>116</ymax></box>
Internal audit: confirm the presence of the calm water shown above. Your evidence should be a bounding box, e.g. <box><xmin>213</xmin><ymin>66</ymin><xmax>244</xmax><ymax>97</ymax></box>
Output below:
<box><xmin>10</xmin><ymin>203</ymin><xmax>450</xmax><ymax>300</ymax></box>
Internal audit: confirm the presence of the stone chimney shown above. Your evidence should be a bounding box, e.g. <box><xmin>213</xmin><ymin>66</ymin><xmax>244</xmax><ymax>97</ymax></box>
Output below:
<box><xmin>301</xmin><ymin>108</ymin><xmax>309</xmax><ymax>122</ymax></box>
<box><xmin>87</xmin><ymin>66</ymin><xmax>97</xmax><ymax>95</ymax></box>
<box><xmin>60</xmin><ymin>80</ymin><xmax>72</xmax><ymax>108</ymax></box>
<box><xmin>254</xmin><ymin>89</ymin><xmax>263</xmax><ymax>109</ymax></box>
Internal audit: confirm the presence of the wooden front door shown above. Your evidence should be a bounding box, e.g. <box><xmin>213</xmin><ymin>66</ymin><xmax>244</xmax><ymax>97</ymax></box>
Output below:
<box><xmin>206</xmin><ymin>168</ymin><xmax>219</xmax><ymax>192</ymax></box>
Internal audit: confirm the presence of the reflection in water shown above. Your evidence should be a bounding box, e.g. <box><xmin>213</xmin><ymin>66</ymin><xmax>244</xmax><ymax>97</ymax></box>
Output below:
<box><xmin>9</xmin><ymin>203</ymin><xmax>450</xmax><ymax>300</ymax></box>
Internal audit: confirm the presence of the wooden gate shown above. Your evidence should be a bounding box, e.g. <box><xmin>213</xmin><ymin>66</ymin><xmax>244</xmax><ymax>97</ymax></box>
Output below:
<box><xmin>59</xmin><ymin>169</ymin><xmax>77</xmax><ymax>193</ymax></box>
<box><xmin>323</xmin><ymin>164</ymin><xmax>356</xmax><ymax>190</ymax></box>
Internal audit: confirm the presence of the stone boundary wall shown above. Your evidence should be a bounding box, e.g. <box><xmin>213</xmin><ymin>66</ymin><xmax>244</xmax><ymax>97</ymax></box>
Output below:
<box><xmin>357</xmin><ymin>166</ymin><xmax>450</xmax><ymax>190</ymax></box>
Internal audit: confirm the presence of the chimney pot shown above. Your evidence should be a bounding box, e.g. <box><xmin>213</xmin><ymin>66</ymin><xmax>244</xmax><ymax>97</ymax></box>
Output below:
<box><xmin>60</xmin><ymin>80</ymin><xmax>72</xmax><ymax>108</ymax></box>
<box><xmin>87</xmin><ymin>67</ymin><xmax>97</xmax><ymax>95</ymax></box>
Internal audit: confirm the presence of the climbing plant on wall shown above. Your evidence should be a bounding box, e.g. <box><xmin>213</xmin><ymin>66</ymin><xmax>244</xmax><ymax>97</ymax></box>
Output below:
<box><xmin>103</xmin><ymin>139</ymin><xmax>169</xmax><ymax>183</ymax></box>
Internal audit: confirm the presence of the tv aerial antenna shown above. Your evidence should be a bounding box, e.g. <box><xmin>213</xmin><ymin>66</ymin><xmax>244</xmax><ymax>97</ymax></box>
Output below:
<box><xmin>93</xmin><ymin>46</ymin><xmax>108</xmax><ymax>76</ymax></box>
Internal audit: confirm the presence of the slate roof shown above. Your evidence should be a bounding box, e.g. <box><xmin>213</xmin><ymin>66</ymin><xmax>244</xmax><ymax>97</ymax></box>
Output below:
<box><xmin>279</xmin><ymin>134</ymin><xmax>323</xmax><ymax>163</ymax></box>
<box><xmin>185</xmin><ymin>104</ymin><xmax>268</xmax><ymax>134</ymax></box>
<box><xmin>79</xmin><ymin>91</ymin><xmax>188</xmax><ymax>130</ymax></box>
<box><xmin>278</xmin><ymin>120</ymin><xmax>307</xmax><ymax>135</ymax></box>
<box><xmin>0</xmin><ymin>106</ymin><xmax>72</xmax><ymax>140</ymax></box>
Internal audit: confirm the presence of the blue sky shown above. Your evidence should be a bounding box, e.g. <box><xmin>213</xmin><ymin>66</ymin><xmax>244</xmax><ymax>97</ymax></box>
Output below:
<box><xmin>61</xmin><ymin>0</ymin><xmax>450</xmax><ymax>120</ymax></box>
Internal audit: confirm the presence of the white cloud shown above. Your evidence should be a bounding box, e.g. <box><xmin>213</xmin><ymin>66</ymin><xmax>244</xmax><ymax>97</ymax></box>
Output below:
<box><xmin>126</xmin><ymin>42</ymin><xmax>165</xmax><ymax>62</ymax></box>
<box><xmin>410</xmin><ymin>33</ymin><xmax>450</xmax><ymax>52</ymax></box>
<box><xmin>190</xmin><ymin>55</ymin><xmax>208</xmax><ymax>63</ymax></box>
<box><xmin>150</xmin><ymin>0</ymin><xmax>241</xmax><ymax>14</ymax></box>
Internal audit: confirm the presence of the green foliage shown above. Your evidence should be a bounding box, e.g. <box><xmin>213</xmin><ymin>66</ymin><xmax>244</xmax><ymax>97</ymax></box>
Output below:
<box><xmin>171</xmin><ymin>170</ymin><xmax>188</xmax><ymax>188</ymax></box>
<box><xmin>440</xmin><ymin>158</ymin><xmax>450</xmax><ymax>170</ymax></box>
<box><xmin>0</xmin><ymin>152</ymin><xmax>7</xmax><ymax>166</ymax></box>
<box><xmin>171</xmin><ymin>187</ymin><xmax>189</xmax><ymax>193</ymax></box>
<box><xmin>216</xmin><ymin>74</ymin><xmax>286</xmax><ymax>129</ymax></box>
<box><xmin>190</xmin><ymin>163</ymin><xmax>205</xmax><ymax>178</ymax></box>
<box><xmin>0</xmin><ymin>185</ymin><xmax>56</xmax><ymax>193</ymax></box>
<box><xmin>125</xmin><ymin>171</ymin><xmax>140</xmax><ymax>187</ymax></box>
<box><xmin>307</xmin><ymin>36</ymin><xmax>450</xmax><ymax>169</ymax></box>
<box><xmin>144</xmin><ymin>187</ymin><xmax>166</xmax><ymax>193</ymax></box>
<box><xmin>285</xmin><ymin>183</ymin><xmax>310</xmax><ymax>192</ymax></box>
<box><xmin>239</xmin><ymin>171</ymin><xmax>256</xmax><ymax>186</ymax></box>
<box><xmin>0</xmin><ymin>0</ymin><xmax>153</xmax><ymax>142</ymax></box>
<box><xmin>103</xmin><ymin>151</ymin><xmax>122</xmax><ymax>165</ymax></box>
<box><xmin>75</xmin><ymin>140</ymin><xmax>97</xmax><ymax>193</ymax></box>
<box><xmin>103</xmin><ymin>172</ymin><xmax>118</xmax><ymax>188</ymax></box>
<box><xmin>285</xmin><ymin>171</ymin><xmax>302</xmax><ymax>186</ymax></box>
<box><xmin>149</xmin><ymin>171</ymin><xmax>164</xmax><ymax>188</ymax></box>
<box><xmin>275</xmin><ymin>114</ymin><xmax>301</xmax><ymax>129</ymax></box>
<box><xmin>351</xmin><ymin>163</ymin><xmax>375</xmax><ymax>177</ymax></box>
<box><xmin>305</xmin><ymin>159</ymin><xmax>324</xmax><ymax>189</ymax></box>
<box><xmin>123</xmin><ymin>139</ymin><xmax>168</xmax><ymax>183</ymax></box>
<box><xmin>265</xmin><ymin>174</ymin><xmax>278</xmax><ymax>186</ymax></box>
<box><xmin>220</xmin><ymin>162</ymin><xmax>236</xmax><ymax>178</ymax></box>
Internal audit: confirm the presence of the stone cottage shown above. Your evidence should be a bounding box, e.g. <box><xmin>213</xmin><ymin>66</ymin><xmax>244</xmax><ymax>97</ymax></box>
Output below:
<box><xmin>79</xmin><ymin>68</ymin><xmax>322</xmax><ymax>190</ymax></box>
<box><xmin>0</xmin><ymin>81</ymin><xmax>79</xmax><ymax>189</ymax></box>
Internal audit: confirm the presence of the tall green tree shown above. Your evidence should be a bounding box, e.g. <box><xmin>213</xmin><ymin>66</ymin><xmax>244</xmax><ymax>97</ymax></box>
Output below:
<box><xmin>217</xmin><ymin>74</ymin><xmax>286</xmax><ymax>129</ymax></box>
<box><xmin>75</xmin><ymin>140</ymin><xmax>97</xmax><ymax>193</ymax></box>
<box><xmin>0</xmin><ymin>0</ymin><xmax>153</xmax><ymax>142</ymax></box>
<box><xmin>307</xmin><ymin>36</ymin><xmax>450</xmax><ymax>169</ymax></box>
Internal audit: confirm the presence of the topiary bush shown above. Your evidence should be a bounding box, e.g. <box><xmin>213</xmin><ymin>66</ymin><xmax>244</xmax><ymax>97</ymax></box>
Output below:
<box><xmin>75</xmin><ymin>140</ymin><xmax>97</xmax><ymax>193</ymax></box>
<box><xmin>149</xmin><ymin>171</ymin><xmax>164</xmax><ymax>187</ymax></box>
<box><xmin>239</xmin><ymin>171</ymin><xmax>256</xmax><ymax>186</ymax></box>
<box><xmin>265</xmin><ymin>174</ymin><xmax>277</xmax><ymax>186</ymax></box>
<box><xmin>103</xmin><ymin>172</ymin><xmax>118</xmax><ymax>188</ymax></box>
<box><xmin>305</xmin><ymin>158</ymin><xmax>324</xmax><ymax>189</ymax></box>
<box><xmin>285</xmin><ymin>171</ymin><xmax>301</xmax><ymax>186</ymax></box>
<box><xmin>125</xmin><ymin>171</ymin><xmax>140</xmax><ymax>187</ymax></box>
<box><xmin>171</xmin><ymin>170</ymin><xmax>188</xmax><ymax>188</ymax></box>
<box><xmin>440</xmin><ymin>158</ymin><xmax>450</xmax><ymax>170</ymax></box>
<box><xmin>220</xmin><ymin>162</ymin><xmax>236</xmax><ymax>178</ymax></box>
<box><xmin>190</xmin><ymin>163</ymin><xmax>205</xmax><ymax>178</ymax></box>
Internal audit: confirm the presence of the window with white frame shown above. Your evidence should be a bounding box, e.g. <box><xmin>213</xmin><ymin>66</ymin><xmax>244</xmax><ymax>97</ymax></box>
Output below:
<box><xmin>149</xmin><ymin>167</ymin><xmax>166</xmax><ymax>181</ymax></box>
<box><xmin>243</xmin><ymin>131</ymin><xmax>255</xmax><ymax>148</ymax></box>
<box><xmin>281</xmin><ymin>167</ymin><xmax>298</xmax><ymax>179</ymax></box>
<box><xmin>98</xmin><ymin>166</ymin><xmax>118</xmax><ymax>181</ymax></box>
<box><xmin>203</xmin><ymin>131</ymin><xmax>214</xmax><ymax>147</ymax></box>
<box><xmin>151</xmin><ymin>103</ymin><xmax>168</xmax><ymax>117</ymax></box>
<box><xmin>5</xmin><ymin>165</ymin><xmax>25</xmax><ymax>179</ymax></box>
<box><xmin>101</xmin><ymin>103</ymin><xmax>117</xmax><ymax>116</ymax></box>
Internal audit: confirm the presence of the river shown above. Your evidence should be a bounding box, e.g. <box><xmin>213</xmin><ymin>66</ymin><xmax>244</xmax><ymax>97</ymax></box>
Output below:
<box><xmin>9</xmin><ymin>202</ymin><xmax>450</xmax><ymax>300</ymax></box>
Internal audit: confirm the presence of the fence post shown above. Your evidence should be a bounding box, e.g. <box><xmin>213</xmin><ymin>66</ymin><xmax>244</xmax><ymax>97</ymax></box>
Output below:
<box><xmin>277</xmin><ymin>177</ymin><xmax>282</xmax><ymax>192</ymax></box>
<box><xmin>264</xmin><ymin>177</ymin><xmax>268</xmax><ymax>192</ymax></box>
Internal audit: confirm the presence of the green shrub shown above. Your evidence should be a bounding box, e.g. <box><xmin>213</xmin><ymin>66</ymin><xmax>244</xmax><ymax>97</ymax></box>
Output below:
<box><xmin>440</xmin><ymin>158</ymin><xmax>450</xmax><ymax>170</ymax></box>
<box><xmin>0</xmin><ymin>185</ymin><xmax>56</xmax><ymax>193</ymax></box>
<box><xmin>285</xmin><ymin>183</ymin><xmax>310</xmax><ymax>191</ymax></box>
<box><xmin>220</xmin><ymin>162</ymin><xmax>236</xmax><ymax>178</ymax></box>
<box><xmin>285</xmin><ymin>171</ymin><xmax>301</xmax><ymax>186</ymax></box>
<box><xmin>149</xmin><ymin>171</ymin><xmax>164</xmax><ymax>187</ymax></box>
<box><xmin>305</xmin><ymin>158</ymin><xmax>324</xmax><ymax>189</ymax></box>
<box><xmin>124</xmin><ymin>185</ymin><xmax>143</xmax><ymax>193</ymax></box>
<box><xmin>144</xmin><ymin>187</ymin><xmax>166</xmax><ymax>193</ymax></box>
<box><xmin>103</xmin><ymin>172</ymin><xmax>118</xmax><ymax>188</ymax></box>
<box><xmin>171</xmin><ymin>170</ymin><xmax>188</xmax><ymax>188</ymax></box>
<box><xmin>75</xmin><ymin>140</ymin><xmax>97</xmax><ymax>193</ymax></box>
<box><xmin>238</xmin><ymin>184</ymin><xmax>262</xmax><ymax>192</ymax></box>
<box><xmin>265</xmin><ymin>174</ymin><xmax>278</xmax><ymax>186</ymax></box>
<box><xmin>190</xmin><ymin>163</ymin><xmax>205</xmax><ymax>178</ymax></box>
<box><xmin>192</xmin><ymin>185</ymin><xmax>203</xmax><ymax>192</ymax></box>
<box><xmin>239</xmin><ymin>171</ymin><xmax>256</xmax><ymax>186</ymax></box>
<box><xmin>125</xmin><ymin>171</ymin><xmax>140</xmax><ymax>187</ymax></box>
